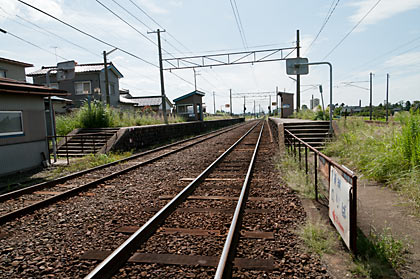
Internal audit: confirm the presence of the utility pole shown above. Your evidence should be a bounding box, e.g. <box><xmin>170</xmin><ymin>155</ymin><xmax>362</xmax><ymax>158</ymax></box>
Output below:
<box><xmin>148</xmin><ymin>29</ymin><xmax>168</xmax><ymax>124</ymax></box>
<box><xmin>386</xmin><ymin>73</ymin><xmax>389</xmax><ymax>122</ymax></box>
<box><xmin>243</xmin><ymin>96</ymin><xmax>246</xmax><ymax>116</ymax></box>
<box><xmin>319</xmin><ymin>85</ymin><xmax>325</xmax><ymax>114</ymax></box>
<box><xmin>296</xmin><ymin>29</ymin><xmax>301</xmax><ymax>112</ymax></box>
<box><xmin>213</xmin><ymin>91</ymin><xmax>216</xmax><ymax>114</ymax></box>
<box><xmin>229</xmin><ymin>89</ymin><xmax>232</xmax><ymax>116</ymax></box>
<box><xmin>193</xmin><ymin>68</ymin><xmax>199</xmax><ymax>91</ymax></box>
<box><xmin>103</xmin><ymin>51</ymin><xmax>110</xmax><ymax>105</ymax></box>
<box><xmin>269</xmin><ymin>95</ymin><xmax>271</xmax><ymax>115</ymax></box>
<box><xmin>254</xmin><ymin>100</ymin><xmax>256</xmax><ymax>119</ymax></box>
<box><xmin>276</xmin><ymin>86</ymin><xmax>279</xmax><ymax>117</ymax></box>
<box><xmin>311</xmin><ymin>94</ymin><xmax>314</xmax><ymax>110</ymax></box>
<box><xmin>369</xmin><ymin>72</ymin><xmax>373</xmax><ymax>120</ymax></box>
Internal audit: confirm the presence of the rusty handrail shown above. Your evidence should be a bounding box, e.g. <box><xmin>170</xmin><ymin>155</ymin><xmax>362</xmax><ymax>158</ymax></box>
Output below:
<box><xmin>284</xmin><ymin>129</ymin><xmax>356</xmax><ymax>179</ymax></box>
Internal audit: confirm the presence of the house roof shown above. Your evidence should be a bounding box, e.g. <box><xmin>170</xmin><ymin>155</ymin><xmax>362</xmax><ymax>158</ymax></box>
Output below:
<box><xmin>173</xmin><ymin>90</ymin><xmax>205</xmax><ymax>102</ymax></box>
<box><xmin>0</xmin><ymin>57</ymin><xmax>33</xmax><ymax>68</ymax></box>
<box><xmin>0</xmin><ymin>77</ymin><xmax>68</xmax><ymax>96</ymax></box>
<box><xmin>120</xmin><ymin>94</ymin><xmax>173</xmax><ymax>107</ymax></box>
<box><xmin>27</xmin><ymin>62</ymin><xmax>123</xmax><ymax>78</ymax></box>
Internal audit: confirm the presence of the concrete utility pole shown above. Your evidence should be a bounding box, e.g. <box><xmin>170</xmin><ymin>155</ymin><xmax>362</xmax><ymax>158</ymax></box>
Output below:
<box><xmin>386</xmin><ymin>73</ymin><xmax>390</xmax><ymax>122</ymax></box>
<box><xmin>193</xmin><ymin>68</ymin><xmax>199</xmax><ymax>91</ymax></box>
<box><xmin>276</xmin><ymin>86</ymin><xmax>279</xmax><ymax>117</ymax></box>
<box><xmin>243</xmin><ymin>96</ymin><xmax>246</xmax><ymax>116</ymax></box>
<box><xmin>213</xmin><ymin>91</ymin><xmax>216</xmax><ymax>114</ymax></box>
<box><xmin>269</xmin><ymin>95</ymin><xmax>271</xmax><ymax>115</ymax></box>
<box><xmin>311</xmin><ymin>94</ymin><xmax>314</xmax><ymax>109</ymax></box>
<box><xmin>229</xmin><ymin>89</ymin><xmax>232</xmax><ymax>116</ymax></box>
<box><xmin>254</xmin><ymin>100</ymin><xmax>256</xmax><ymax>119</ymax></box>
<box><xmin>319</xmin><ymin>85</ymin><xmax>325</xmax><ymax>114</ymax></box>
<box><xmin>296</xmin><ymin>29</ymin><xmax>301</xmax><ymax>112</ymax></box>
<box><xmin>148</xmin><ymin>29</ymin><xmax>168</xmax><ymax>124</ymax></box>
<box><xmin>103</xmin><ymin>51</ymin><xmax>110</xmax><ymax>105</ymax></box>
<box><xmin>369</xmin><ymin>72</ymin><xmax>373</xmax><ymax>120</ymax></box>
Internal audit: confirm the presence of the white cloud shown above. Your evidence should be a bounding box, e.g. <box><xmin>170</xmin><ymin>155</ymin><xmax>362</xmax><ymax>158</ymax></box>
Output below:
<box><xmin>349</xmin><ymin>0</ymin><xmax>420</xmax><ymax>26</ymax></box>
<box><xmin>384</xmin><ymin>51</ymin><xmax>420</xmax><ymax>68</ymax></box>
<box><xmin>19</xmin><ymin>0</ymin><xmax>64</xmax><ymax>22</ymax></box>
<box><xmin>138</xmin><ymin>0</ymin><xmax>168</xmax><ymax>15</ymax></box>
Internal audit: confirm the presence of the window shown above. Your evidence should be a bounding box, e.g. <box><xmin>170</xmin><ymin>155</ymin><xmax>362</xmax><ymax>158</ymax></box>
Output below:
<box><xmin>43</xmin><ymin>83</ymin><xmax>59</xmax><ymax>89</ymax></box>
<box><xmin>0</xmin><ymin>69</ymin><xmax>6</xmax><ymax>78</ymax></box>
<box><xmin>110</xmin><ymin>83</ymin><xmax>116</xmax><ymax>95</ymax></box>
<box><xmin>0</xmin><ymin>111</ymin><xmax>24</xmax><ymax>136</ymax></box>
<box><xmin>74</xmin><ymin>81</ymin><xmax>91</xmax><ymax>95</ymax></box>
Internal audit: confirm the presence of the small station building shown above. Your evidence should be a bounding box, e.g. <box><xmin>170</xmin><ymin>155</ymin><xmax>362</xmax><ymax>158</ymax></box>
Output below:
<box><xmin>173</xmin><ymin>90</ymin><xmax>205</xmax><ymax>121</ymax></box>
<box><xmin>0</xmin><ymin>78</ymin><xmax>67</xmax><ymax>176</ymax></box>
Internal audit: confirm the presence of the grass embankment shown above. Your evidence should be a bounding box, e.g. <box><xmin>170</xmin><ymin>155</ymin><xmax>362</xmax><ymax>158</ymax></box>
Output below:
<box><xmin>324</xmin><ymin>111</ymin><xmax>420</xmax><ymax>215</ymax></box>
<box><xmin>56</xmin><ymin>101</ymin><xmax>184</xmax><ymax>136</ymax></box>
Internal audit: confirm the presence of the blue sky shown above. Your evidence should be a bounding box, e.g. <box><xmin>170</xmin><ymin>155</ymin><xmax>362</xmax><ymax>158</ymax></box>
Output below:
<box><xmin>1</xmin><ymin>0</ymin><xmax>420</xmax><ymax>113</ymax></box>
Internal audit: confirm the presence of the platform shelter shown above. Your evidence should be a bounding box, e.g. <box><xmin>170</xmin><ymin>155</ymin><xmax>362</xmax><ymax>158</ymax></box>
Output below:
<box><xmin>173</xmin><ymin>90</ymin><xmax>205</xmax><ymax>121</ymax></box>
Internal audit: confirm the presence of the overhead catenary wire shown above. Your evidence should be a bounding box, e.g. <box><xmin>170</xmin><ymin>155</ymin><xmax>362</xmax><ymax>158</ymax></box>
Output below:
<box><xmin>17</xmin><ymin>0</ymin><xmax>158</xmax><ymax>68</ymax></box>
<box><xmin>322</xmin><ymin>0</ymin><xmax>382</xmax><ymax>60</ymax></box>
<box><xmin>304</xmin><ymin>0</ymin><xmax>340</xmax><ymax>55</ymax></box>
<box><xmin>0</xmin><ymin>27</ymin><xmax>69</xmax><ymax>61</ymax></box>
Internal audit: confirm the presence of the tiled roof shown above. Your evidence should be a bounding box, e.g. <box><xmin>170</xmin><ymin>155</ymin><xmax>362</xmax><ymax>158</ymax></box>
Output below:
<box><xmin>121</xmin><ymin>95</ymin><xmax>173</xmax><ymax>107</ymax></box>
<box><xmin>0</xmin><ymin>77</ymin><xmax>68</xmax><ymax>96</ymax></box>
<box><xmin>0</xmin><ymin>57</ymin><xmax>33</xmax><ymax>67</ymax></box>
<box><xmin>27</xmin><ymin>63</ymin><xmax>123</xmax><ymax>78</ymax></box>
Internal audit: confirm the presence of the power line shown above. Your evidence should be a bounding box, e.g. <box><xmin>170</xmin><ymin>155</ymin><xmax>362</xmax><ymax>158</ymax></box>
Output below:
<box><xmin>322</xmin><ymin>0</ymin><xmax>382</xmax><ymax>60</ymax></box>
<box><xmin>0</xmin><ymin>7</ymin><xmax>100</xmax><ymax>58</ymax></box>
<box><xmin>229</xmin><ymin>0</ymin><xmax>247</xmax><ymax>49</ymax></box>
<box><xmin>305</xmin><ymin>0</ymin><xmax>340</xmax><ymax>55</ymax></box>
<box><xmin>95</xmin><ymin>0</ymin><xmax>157</xmax><ymax>47</ymax></box>
<box><xmin>127</xmin><ymin>0</ymin><xmax>190</xmax><ymax>53</ymax></box>
<box><xmin>0</xmin><ymin>28</ymin><xmax>68</xmax><ymax>61</ymax></box>
<box><xmin>17</xmin><ymin>0</ymin><xmax>158</xmax><ymax>68</ymax></box>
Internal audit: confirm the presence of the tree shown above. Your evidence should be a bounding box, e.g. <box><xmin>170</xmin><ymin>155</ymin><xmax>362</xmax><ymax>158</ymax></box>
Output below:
<box><xmin>405</xmin><ymin>101</ymin><xmax>412</xmax><ymax>111</ymax></box>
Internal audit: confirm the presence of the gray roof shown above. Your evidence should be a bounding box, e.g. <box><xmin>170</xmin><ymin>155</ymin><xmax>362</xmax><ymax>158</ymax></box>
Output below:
<box><xmin>27</xmin><ymin>63</ymin><xmax>123</xmax><ymax>78</ymax></box>
<box><xmin>130</xmin><ymin>96</ymin><xmax>165</xmax><ymax>107</ymax></box>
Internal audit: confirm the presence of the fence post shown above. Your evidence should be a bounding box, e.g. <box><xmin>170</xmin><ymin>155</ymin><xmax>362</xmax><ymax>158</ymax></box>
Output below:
<box><xmin>66</xmin><ymin>136</ymin><xmax>69</xmax><ymax>165</ymax></box>
<box><xmin>81</xmin><ymin>136</ymin><xmax>84</xmax><ymax>154</ymax></box>
<box><xmin>298</xmin><ymin>141</ymin><xmax>301</xmax><ymax>164</ymax></box>
<box><xmin>350</xmin><ymin>176</ymin><xmax>358</xmax><ymax>255</ymax></box>
<box><xmin>314</xmin><ymin>152</ymin><xmax>318</xmax><ymax>201</ymax></box>
<box><xmin>93</xmin><ymin>135</ymin><xmax>96</xmax><ymax>153</ymax></box>
<box><xmin>305</xmin><ymin>146</ymin><xmax>308</xmax><ymax>174</ymax></box>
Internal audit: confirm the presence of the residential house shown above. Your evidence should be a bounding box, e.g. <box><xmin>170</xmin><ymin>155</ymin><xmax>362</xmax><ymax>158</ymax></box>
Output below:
<box><xmin>0</xmin><ymin>57</ymin><xmax>33</xmax><ymax>82</ymax></box>
<box><xmin>27</xmin><ymin>62</ymin><xmax>123</xmax><ymax>107</ymax></box>
<box><xmin>0</xmin><ymin>77</ymin><xmax>67</xmax><ymax>176</ymax></box>
<box><xmin>173</xmin><ymin>90</ymin><xmax>205</xmax><ymax>121</ymax></box>
<box><xmin>120</xmin><ymin>91</ymin><xmax>173</xmax><ymax>113</ymax></box>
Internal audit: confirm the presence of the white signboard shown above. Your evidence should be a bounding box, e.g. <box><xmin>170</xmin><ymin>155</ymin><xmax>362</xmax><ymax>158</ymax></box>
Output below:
<box><xmin>329</xmin><ymin>166</ymin><xmax>351</xmax><ymax>249</ymax></box>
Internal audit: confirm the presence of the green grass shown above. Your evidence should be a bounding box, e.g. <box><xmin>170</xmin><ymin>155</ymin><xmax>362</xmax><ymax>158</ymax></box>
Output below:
<box><xmin>291</xmin><ymin>106</ymin><xmax>328</xmax><ymax>120</ymax></box>
<box><xmin>299</xmin><ymin>222</ymin><xmax>336</xmax><ymax>256</ymax></box>
<box><xmin>52</xmin><ymin>152</ymin><xmax>132</xmax><ymax>176</ymax></box>
<box><xmin>274</xmin><ymin>152</ymin><xmax>315</xmax><ymax>199</ymax></box>
<box><xmin>56</xmin><ymin>101</ymin><xmax>185</xmax><ymax>136</ymax></box>
<box><xmin>351</xmin><ymin>228</ymin><xmax>408</xmax><ymax>278</ymax></box>
<box><xmin>324</xmin><ymin>111</ymin><xmax>420</xmax><ymax>214</ymax></box>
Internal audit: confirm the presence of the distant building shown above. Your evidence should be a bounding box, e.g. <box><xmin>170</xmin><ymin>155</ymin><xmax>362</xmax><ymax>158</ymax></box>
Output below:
<box><xmin>0</xmin><ymin>77</ymin><xmax>67</xmax><ymax>176</ymax></box>
<box><xmin>27</xmin><ymin>62</ymin><xmax>123</xmax><ymax>107</ymax></box>
<box><xmin>342</xmin><ymin>106</ymin><xmax>362</xmax><ymax>113</ymax></box>
<box><xmin>173</xmin><ymin>90</ymin><xmax>205</xmax><ymax>121</ymax></box>
<box><xmin>119</xmin><ymin>91</ymin><xmax>173</xmax><ymax>112</ymax></box>
<box><xmin>0</xmin><ymin>57</ymin><xmax>33</xmax><ymax>82</ymax></box>
<box><xmin>310</xmin><ymin>98</ymin><xmax>320</xmax><ymax>109</ymax></box>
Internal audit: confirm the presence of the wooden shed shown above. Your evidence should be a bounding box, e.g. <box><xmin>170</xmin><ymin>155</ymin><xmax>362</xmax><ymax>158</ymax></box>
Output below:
<box><xmin>0</xmin><ymin>78</ymin><xmax>67</xmax><ymax>176</ymax></box>
<box><xmin>173</xmin><ymin>90</ymin><xmax>205</xmax><ymax>121</ymax></box>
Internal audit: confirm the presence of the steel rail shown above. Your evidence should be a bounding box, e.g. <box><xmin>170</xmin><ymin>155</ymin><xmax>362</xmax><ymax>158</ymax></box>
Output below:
<box><xmin>0</xmin><ymin>121</ymin><xmax>246</xmax><ymax>203</ymax></box>
<box><xmin>214</xmin><ymin>121</ymin><xmax>264</xmax><ymax>278</ymax></box>
<box><xmin>0</xmin><ymin>121</ymin><xmax>251</xmax><ymax>225</ymax></box>
<box><xmin>84</xmin><ymin>120</ymin><xmax>262</xmax><ymax>279</ymax></box>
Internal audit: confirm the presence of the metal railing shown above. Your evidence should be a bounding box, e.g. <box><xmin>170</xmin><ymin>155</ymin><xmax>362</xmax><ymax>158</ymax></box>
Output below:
<box><xmin>284</xmin><ymin>128</ymin><xmax>358</xmax><ymax>254</ymax></box>
<box><xmin>47</xmin><ymin>132</ymin><xmax>116</xmax><ymax>165</ymax></box>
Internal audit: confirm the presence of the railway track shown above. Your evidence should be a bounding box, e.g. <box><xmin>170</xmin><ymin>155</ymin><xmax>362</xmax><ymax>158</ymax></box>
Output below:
<box><xmin>0</xmin><ymin>121</ymin><xmax>251</xmax><ymax>224</ymax></box>
<box><xmin>0</xmin><ymin>119</ymin><xmax>330</xmax><ymax>278</ymax></box>
<box><xmin>80</xmin><ymin>120</ymin><xmax>263</xmax><ymax>278</ymax></box>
